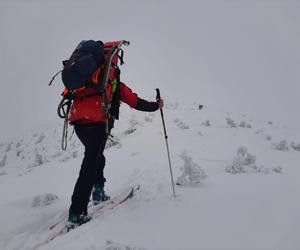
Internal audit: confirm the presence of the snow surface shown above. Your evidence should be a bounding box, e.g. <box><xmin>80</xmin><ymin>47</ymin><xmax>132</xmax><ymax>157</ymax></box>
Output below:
<box><xmin>1</xmin><ymin>1</ymin><xmax>300</xmax><ymax>249</ymax></box>
<box><xmin>1</xmin><ymin>104</ymin><xmax>300</xmax><ymax>250</ymax></box>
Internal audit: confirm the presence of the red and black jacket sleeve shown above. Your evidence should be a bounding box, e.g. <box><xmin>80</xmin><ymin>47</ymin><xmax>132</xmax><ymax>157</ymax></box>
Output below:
<box><xmin>119</xmin><ymin>82</ymin><xmax>159</xmax><ymax>112</ymax></box>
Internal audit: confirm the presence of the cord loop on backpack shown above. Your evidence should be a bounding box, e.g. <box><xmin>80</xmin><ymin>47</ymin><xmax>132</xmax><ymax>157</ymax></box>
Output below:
<box><xmin>48</xmin><ymin>70</ymin><xmax>62</xmax><ymax>86</ymax></box>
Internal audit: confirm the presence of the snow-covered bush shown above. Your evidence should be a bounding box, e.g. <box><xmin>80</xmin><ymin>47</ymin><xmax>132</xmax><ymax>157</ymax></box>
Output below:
<box><xmin>226</xmin><ymin>147</ymin><xmax>282</xmax><ymax>174</ymax></box>
<box><xmin>106</xmin><ymin>136</ymin><xmax>121</xmax><ymax>149</ymax></box>
<box><xmin>124</xmin><ymin>117</ymin><xmax>141</xmax><ymax>135</ymax></box>
<box><xmin>226</xmin><ymin>146</ymin><xmax>269</xmax><ymax>174</ymax></box>
<box><xmin>124</xmin><ymin>128</ymin><xmax>137</xmax><ymax>135</ymax></box>
<box><xmin>35</xmin><ymin>133</ymin><xmax>45</xmax><ymax>145</ymax></box>
<box><xmin>105</xmin><ymin>240</ymin><xmax>146</xmax><ymax>250</ymax></box>
<box><xmin>0</xmin><ymin>155</ymin><xmax>7</xmax><ymax>168</ymax></box>
<box><xmin>272</xmin><ymin>166</ymin><xmax>283</xmax><ymax>173</ymax></box>
<box><xmin>239</xmin><ymin>121</ymin><xmax>246</xmax><ymax>128</ymax></box>
<box><xmin>32</xmin><ymin>193</ymin><xmax>59</xmax><ymax>207</ymax></box>
<box><xmin>255</xmin><ymin>129</ymin><xmax>263</xmax><ymax>134</ymax></box>
<box><xmin>174</xmin><ymin>118</ymin><xmax>189</xmax><ymax>129</ymax></box>
<box><xmin>5</xmin><ymin>142</ymin><xmax>12</xmax><ymax>152</ymax></box>
<box><xmin>177</xmin><ymin>121</ymin><xmax>189</xmax><ymax>129</ymax></box>
<box><xmin>265</xmin><ymin>135</ymin><xmax>272</xmax><ymax>141</ymax></box>
<box><xmin>290</xmin><ymin>142</ymin><xmax>300</xmax><ymax>151</ymax></box>
<box><xmin>202</xmin><ymin>120</ymin><xmax>211</xmax><ymax>126</ymax></box>
<box><xmin>176</xmin><ymin>151</ymin><xmax>207</xmax><ymax>186</ymax></box>
<box><xmin>31</xmin><ymin>151</ymin><xmax>48</xmax><ymax>167</ymax></box>
<box><xmin>226</xmin><ymin>117</ymin><xmax>236</xmax><ymax>128</ymax></box>
<box><xmin>129</xmin><ymin>118</ymin><xmax>139</xmax><ymax>127</ymax></box>
<box><xmin>16</xmin><ymin>148</ymin><xmax>24</xmax><ymax>158</ymax></box>
<box><xmin>144</xmin><ymin>114</ymin><xmax>154</xmax><ymax>122</ymax></box>
<box><xmin>239</xmin><ymin>121</ymin><xmax>252</xmax><ymax>128</ymax></box>
<box><xmin>274</xmin><ymin>140</ymin><xmax>289</xmax><ymax>151</ymax></box>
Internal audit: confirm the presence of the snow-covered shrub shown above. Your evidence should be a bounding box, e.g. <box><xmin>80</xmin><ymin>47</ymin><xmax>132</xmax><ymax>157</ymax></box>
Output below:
<box><xmin>239</xmin><ymin>121</ymin><xmax>246</xmax><ymax>128</ymax></box>
<box><xmin>177</xmin><ymin>121</ymin><xmax>189</xmax><ymax>129</ymax></box>
<box><xmin>238</xmin><ymin>147</ymin><xmax>256</xmax><ymax>165</ymax></box>
<box><xmin>0</xmin><ymin>155</ymin><xmax>7</xmax><ymax>168</ymax></box>
<box><xmin>265</xmin><ymin>135</ymin><xmax>272</xmax><ymax>141</ymax></box>
<box><xmin>129</xmin><ymin>118</ymin><xmax>139</xmax><ymax>127</ymax></box>
<box><xmin>35</xmin><ymin>133</ymin><xmax>45</xmax><ymax>145</ymax></box>
<box><xmin>124</xmin><ymin>117</ymin><xmax>141</xmax><ymax>135</ymax></box>
<box><xmin>106</xmin><ymin>136</ymin><xmax>121</xmax><ymax>149</ymax></box>
<box><xmin>274</xmin><ymin>140</ymin><xmax>289</xmax><ymax>151</ymax></box>
<box><xmin>176</xmin><ymin>151</ymin><xmax>207</xmax><ymax>186</ymax></box>
<box><xmin>226</xmin><ymin>146</ymin><xmax>269</xmax><ymax>174</ymax></box>
<box><xmin>5</xmin><ymin>142</ymin><xmax>12</xmax><ymax>152</ymax></box>
<box><xmin>197</xmin><ymin>131</ymin><xmax>204</xmax><ymax>136</ymax></box>
<box><xmin>272</xmin><ymin>166</ymin><xmax>283</xmax><ymax>173</ymax></box>
<box><xmin>239</xmin><ymin>121</ymin><xmax>252</xmax><ymax>128</ymax></box>
<box><xmin>16</xmin><ymin>149</ymin><xmax>24</xmax><ymax>158</ymax></box>
<box><xmin>72</xmin><ymin>151</ymin><xmax>79</xmax><ymax>158</ymax></box>
<box><xmin>202</xmin><ymin>120</ymin><xmax>211</xmax><ymax>126</ymax></box>
<box><xmin>32</xmin><ymin>193</ymin><xmax>59</xmax><ymax>207</ymax></box>
<box><xmin>31</xmin><ymin>151</ymin><xmax>48</xmax><ymax>167</ymax></box>
<box><xmin>173</xmin><ymin>118</ymin><xmax>189</xmax><ymax>129</ymax></box>
<box><xmin>144</xmin><ymin>114</ymin><xmax>153</xmax><ymax>122</ymax></box>
<box><xmin>290</xmin><ymin>142</ymin><xmax>300</xmax><ymax>151</ymax></box>
<box><xmin>105</xmin><ymin>240</ymin><xmax>146</xmax><ymax>250</ymax></box>
<box><xmin>226</xmin><ymin>117</ymin><xmax>236</xmax><ymax>128</ymax></box>
<box><xmin>124</xmin><ymin>128</ymin><xmax>137</xmax><ymax>135</ymax></box>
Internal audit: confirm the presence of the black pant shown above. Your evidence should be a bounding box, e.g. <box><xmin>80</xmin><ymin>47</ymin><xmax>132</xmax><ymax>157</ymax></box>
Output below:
<box><xmin>69</xmin><ymin>123</ymin><xmax>107</xmax><ymax>215</ymax></box>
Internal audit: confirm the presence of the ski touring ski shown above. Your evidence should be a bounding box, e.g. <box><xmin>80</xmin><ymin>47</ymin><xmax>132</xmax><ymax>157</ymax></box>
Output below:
<box><xmin>34</xmin><ymin>185</ymin><xmax>140</xmax><ymax>250</ymax></box>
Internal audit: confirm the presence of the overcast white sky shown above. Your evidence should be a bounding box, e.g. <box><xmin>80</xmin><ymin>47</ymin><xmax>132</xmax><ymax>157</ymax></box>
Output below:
<box><xmin>0</xmin><ymin>0</ymin><xmax>299</xmax><ymax>141</ymax></box>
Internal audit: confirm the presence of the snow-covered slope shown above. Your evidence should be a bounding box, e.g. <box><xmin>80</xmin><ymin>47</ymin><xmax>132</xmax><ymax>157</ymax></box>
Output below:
<box><xmin>1</xmin><ymin>103</ymin><xmax>300</xmax><ymax>250</ymax></box>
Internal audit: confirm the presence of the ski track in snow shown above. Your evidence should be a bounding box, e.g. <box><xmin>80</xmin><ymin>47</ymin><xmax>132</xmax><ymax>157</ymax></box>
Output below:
<box><xmin>1</xmin><ymin>104</ymin><xmax>300</xmax><ymax>250</ymax></box>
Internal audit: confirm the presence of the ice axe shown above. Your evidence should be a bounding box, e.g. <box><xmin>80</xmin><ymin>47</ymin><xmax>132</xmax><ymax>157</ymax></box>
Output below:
<box><xmin>156</xmin><ymin>88</ymin><xmax>176</xmax><ymax>198</ymax></box>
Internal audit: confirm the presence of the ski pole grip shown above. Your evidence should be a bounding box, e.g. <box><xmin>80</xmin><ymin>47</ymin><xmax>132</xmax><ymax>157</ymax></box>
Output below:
<box><xmin>156</xmin><ymin>88</ymin><xmax>161</xmax><ymax>102</ymax></box>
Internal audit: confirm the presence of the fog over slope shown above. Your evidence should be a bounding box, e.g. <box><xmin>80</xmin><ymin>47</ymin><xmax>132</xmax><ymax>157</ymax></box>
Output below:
<box><xmin>0</xmin><ymin>1</ymin><xmax>299</xmax><ymax>140</ymax></box>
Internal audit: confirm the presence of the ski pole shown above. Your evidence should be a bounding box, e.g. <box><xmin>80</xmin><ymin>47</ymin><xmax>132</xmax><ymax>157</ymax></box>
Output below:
<box><xmin>156</xmin><ymin>88</ymin><xmax>176</xmax><ymax>198</ymax></box>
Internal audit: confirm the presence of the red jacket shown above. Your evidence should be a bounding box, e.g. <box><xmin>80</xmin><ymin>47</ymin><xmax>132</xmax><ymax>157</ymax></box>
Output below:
<box><xmin>68</xmin><ymin>82</ymin><xmax>138</xmax><ymax>124</ymax></box>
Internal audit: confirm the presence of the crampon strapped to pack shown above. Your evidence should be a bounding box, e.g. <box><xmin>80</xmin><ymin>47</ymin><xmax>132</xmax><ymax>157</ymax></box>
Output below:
<box><xmin>49</xmin><ymin>40</ymin><xmax>130</xmax><ymax>150</ymax></box>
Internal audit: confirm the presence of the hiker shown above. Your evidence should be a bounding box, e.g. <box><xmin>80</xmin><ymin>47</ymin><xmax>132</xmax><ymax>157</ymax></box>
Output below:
<box><xmin>66</xmin><ymin>40</ymin><xmax>164</xmax><ymax>225</ymax></box>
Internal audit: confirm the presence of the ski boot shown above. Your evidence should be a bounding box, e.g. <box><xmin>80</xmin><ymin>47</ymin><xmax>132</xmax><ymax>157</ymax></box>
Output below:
<box><xmin>67</xmin><ymin>213</ymin><xmax>91</xmax><ymax>228</ymax></box>
<box><xmin>92</xmin><ymin>184</ymin><xmax>110</xmax><ymax>205</ymax></box>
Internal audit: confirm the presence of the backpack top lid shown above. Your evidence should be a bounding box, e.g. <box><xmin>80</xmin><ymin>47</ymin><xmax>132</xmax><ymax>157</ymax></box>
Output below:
<box><xmin>73</xmin><ymin>40</ymin><xmax>105</xmax><ymax>66</ymax></box>
<box><xmin>61</xmin><ymin>40</ymin><xmax>105</xmax><ymax>91</ymax></box>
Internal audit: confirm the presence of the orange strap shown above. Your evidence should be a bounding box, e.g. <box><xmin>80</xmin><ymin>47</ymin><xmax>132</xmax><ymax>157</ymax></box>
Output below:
<box><xmin>91</xmin><ymin>68</ymin><xmax>101</xmax><ymax>84</ymax></box>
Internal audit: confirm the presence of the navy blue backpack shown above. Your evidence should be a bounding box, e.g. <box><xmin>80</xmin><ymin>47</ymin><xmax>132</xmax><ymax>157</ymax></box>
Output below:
<box><xmin>61</xmin><ymin>40</ymin><xmax>105</xmax><ymax>90</ymax></box>
<box><xmin>49</xmin><ymin>40</ymin><xmax>105</xmax><ymax>91</ymax></box>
